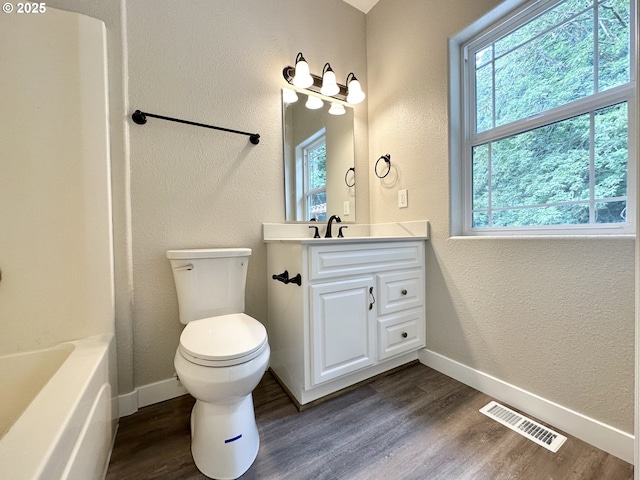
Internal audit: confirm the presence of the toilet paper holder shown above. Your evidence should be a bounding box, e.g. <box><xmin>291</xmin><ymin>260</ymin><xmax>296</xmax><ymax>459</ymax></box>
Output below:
<box><xmin>271</xmin><ymin>270</ymin><xmax>301</xmax><ymax>286</ymax></box>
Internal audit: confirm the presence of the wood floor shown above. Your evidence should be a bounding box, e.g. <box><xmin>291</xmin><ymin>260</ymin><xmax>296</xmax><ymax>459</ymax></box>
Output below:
<box><xmin>106</xmin><ymin>364</ymin><xmax>633</xmax><ymax>480</ymax></box>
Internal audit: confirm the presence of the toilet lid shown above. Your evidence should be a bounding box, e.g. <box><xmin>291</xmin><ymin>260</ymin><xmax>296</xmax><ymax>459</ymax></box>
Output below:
<box><xmin>179</xmin><ymin>313</ymin><xmax>267</xmax><ymax>363</ymax></box>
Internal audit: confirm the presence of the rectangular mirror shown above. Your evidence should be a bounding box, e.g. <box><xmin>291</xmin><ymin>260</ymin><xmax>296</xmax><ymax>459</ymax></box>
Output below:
<box><xmin>282</xmin><ymin>89</ymin><xmax>356</xmax><ymax>222</ymax></box>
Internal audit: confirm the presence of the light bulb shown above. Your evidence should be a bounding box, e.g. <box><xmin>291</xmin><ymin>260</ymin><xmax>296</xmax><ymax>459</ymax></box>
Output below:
<box><xmin>346</xmin><ymin>74</ymin><xmax>366</xmax><ymax>104</ymax></box>
<box><xmin>282</xmin><ymin>88</ymin><xmax>299</xmax><ymax>103</ymax></box>
<box><xmin>292</xmin><ymin>55</ymin><xmax>314</xmax><ymax>88</ymax></box>
<box><xmin>328</xmin><ymin>102</ymin><xmax>345</xmax><ymax>115</ymax></box>
<box><xmin>305</xmin><ymin>95</ymin><xmax>324</xmax><ymax>110</ymax></box>
<box><xmin>321</xmin><ymin>65</ymin><xmax>340</xmax><ymax>96</ymax></box>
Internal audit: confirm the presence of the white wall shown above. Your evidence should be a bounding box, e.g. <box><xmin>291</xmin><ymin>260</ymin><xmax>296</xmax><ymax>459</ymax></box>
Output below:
<box><xmin>0</xmin><ymin>9</ymin><xmax>113</xmax><ymax>354</ymax></box>
<box><xmin>367</xmin><ymin>0</ymin><xmax>635</xmax><ymax>434</ymax></box>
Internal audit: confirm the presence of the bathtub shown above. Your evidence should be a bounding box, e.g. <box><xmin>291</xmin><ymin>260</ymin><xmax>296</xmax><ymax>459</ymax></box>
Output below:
<box><xmin>0</xmin><ymin>335</ymin><xmax>114</xmax><ymax>480</ymax></box>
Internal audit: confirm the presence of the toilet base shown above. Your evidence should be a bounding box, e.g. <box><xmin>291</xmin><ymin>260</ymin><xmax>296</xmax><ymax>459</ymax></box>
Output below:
<box><xmin>190</xmin><ymin>394</ymin><xmax>260</xmax><ymax>480</ymax></box>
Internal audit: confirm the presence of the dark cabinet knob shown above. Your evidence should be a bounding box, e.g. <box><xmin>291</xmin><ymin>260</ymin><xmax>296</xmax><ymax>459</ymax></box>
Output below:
<box><xmin>401</xmin><ymin>289</ymin><xmax>408</xmax><ymax>295</ymax></box>
<box><xmin>401</xmin><ymin>332</ymin><xmax>408</xmax><ymax>338</ymax></box>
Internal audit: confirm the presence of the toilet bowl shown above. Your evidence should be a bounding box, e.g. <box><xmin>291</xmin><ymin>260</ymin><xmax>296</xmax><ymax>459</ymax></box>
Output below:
<box><xmin>167</xmin><ymin>249</ymin><xmax>270</xmax><ymax>480</ymax></box>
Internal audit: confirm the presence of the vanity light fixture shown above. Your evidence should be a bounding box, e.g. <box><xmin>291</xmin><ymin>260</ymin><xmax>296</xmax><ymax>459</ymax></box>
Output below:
<box><xmin>305</xmin><ymin>95</ymin><xmax>324</xmax><ymax>110</ymax></box>
<box><xmin>328</xmin><ymin>102</ymin><xmax>346</xmax><ymax>115</ymax></box>
<box><xmin>346</xmin><ymin>73</ymin><xmax>366</xmax><ymax>104</ymax></box>
<box><xmin>320</xmin><ymin>63</ymin><xmax>340</xmax><ymax>96</ymax></box>
<box><xmin>282</xmin><ymin>88</ymin><xmax>299</xmax><ymax>104</ymax></box>
<box><xmin>291</xmin><ymin>53</ymin><xmax>314</xmax><ymax>88</ymax></box>
<box><xmin>283</xmin><ymin>52</ymin><xmax>365</xmax><ymax>105</ymax></box>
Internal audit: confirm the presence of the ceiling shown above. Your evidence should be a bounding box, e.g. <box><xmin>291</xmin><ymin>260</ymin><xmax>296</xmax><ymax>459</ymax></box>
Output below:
<box><xmin>341</xmin><ymin>0</ymin><xmax>380</xmax><ymax>13</ymax></box>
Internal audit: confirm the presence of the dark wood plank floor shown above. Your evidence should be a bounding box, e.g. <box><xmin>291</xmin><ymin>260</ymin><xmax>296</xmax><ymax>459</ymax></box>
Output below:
<box><xmin>106</xmin><ymin>364</ymin><xmax>633</xmax><ymax>480</ymax></box>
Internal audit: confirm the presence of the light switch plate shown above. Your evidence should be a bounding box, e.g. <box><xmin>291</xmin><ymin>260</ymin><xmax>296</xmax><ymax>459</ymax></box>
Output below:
<box><xmin>343</xmin><ymin>201</ymin><xmax>350</xmax><ymax>216</ymax></box>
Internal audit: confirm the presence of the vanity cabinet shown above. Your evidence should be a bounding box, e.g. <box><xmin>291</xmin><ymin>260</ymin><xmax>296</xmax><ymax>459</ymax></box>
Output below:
<box><xmin>266</xmin><ymin>239</ymin><xmax>426</xmax><ymax>407</ymax></box>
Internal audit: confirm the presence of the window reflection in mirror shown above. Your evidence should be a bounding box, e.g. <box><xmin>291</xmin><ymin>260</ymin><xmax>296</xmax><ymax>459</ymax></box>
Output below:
<box><xmin>282</xmin><ymin>90</ymin><xmax>356</xmax><ymax>222</ymax></box>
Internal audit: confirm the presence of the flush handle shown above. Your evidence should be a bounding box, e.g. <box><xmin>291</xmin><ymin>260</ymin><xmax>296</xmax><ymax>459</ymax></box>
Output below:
<box><xmin>174</xmin><ymin>263</ymin><xmax>194</xmax><ymax>271</ymax></box>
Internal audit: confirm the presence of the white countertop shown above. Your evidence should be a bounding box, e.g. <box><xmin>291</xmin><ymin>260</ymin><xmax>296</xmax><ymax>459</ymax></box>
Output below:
<box><xmin>263</xmin><ymin>220</ymin><xmax>429</xmax><ymax>243</ymax></box>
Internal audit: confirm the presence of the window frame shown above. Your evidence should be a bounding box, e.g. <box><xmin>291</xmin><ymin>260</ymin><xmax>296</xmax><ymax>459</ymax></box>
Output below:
<box><xmin>295</xmin><ymin>128</ymin><xmax>327</xmax><ymax>221</ymax></box>
<box><xmin>453</xmin><ymin>0</ymin><xmax>637</xmax><ymax>237</ymax></box>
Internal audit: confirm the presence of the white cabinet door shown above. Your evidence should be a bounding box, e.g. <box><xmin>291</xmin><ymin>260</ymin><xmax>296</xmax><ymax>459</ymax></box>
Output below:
<box><xmin>310</xmin><ymin>277</ymin><xmax>375</xmax><ymax>385</ymax></box>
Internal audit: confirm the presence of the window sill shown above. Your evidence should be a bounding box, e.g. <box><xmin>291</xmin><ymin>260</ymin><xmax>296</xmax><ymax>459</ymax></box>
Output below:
<box><xmin>450</xmin><ymin>233</ymin><xmax>635</xmax><ymax>240</ymax></box>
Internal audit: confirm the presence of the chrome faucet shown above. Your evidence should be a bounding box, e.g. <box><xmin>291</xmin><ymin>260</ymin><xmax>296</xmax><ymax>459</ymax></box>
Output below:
<box><xmin>325</xmin><ymin>215</ymin><xmax>342</xmax><ymax>238</ymax></box>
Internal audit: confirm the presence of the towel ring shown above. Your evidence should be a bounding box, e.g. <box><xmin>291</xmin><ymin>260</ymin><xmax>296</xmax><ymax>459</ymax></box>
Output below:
<box><xmin>345</xmin><ymin>167</ymin><xmax>355</xmax><ymax>187</ymax></box>
<box><xmin>375</xmin><ymin>154</ymin><xmax>391</xmax><ymax>179</ymax></box>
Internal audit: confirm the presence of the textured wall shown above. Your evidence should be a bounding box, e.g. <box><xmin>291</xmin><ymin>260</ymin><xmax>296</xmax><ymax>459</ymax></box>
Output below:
<box><xmin>367</xmin><ymin>0</ymin><xmax>635</xmax><ymax>432</ymax></box>
<box><xmin>126</xmin><ymin>0</ymin><xmax>369</xmax><ymax>387</ymax></box>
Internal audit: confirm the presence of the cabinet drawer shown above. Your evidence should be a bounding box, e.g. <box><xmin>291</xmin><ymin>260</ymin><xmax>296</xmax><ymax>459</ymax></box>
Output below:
<box><xmin>377</xmin><ymin>269</ymin><xmax>423</xmax><ymax>316</ymax></box>
<box><xmin>378</xmin><ymin>309</ymin><xmax>425</xmax><ymax>360</ymax></box>
<box><xmin>309</xmin><ymin>242</ymin><xmax>423</xmax><ymax>281</ymax></box>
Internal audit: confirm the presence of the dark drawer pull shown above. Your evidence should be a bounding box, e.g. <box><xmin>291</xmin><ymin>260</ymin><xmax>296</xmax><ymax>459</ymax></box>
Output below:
<box><xmin>401</xmin><ymin>289</ymin><xmax>408</xmax><ymax>295</ymax></box>
<box><xmin>401</xmin><ymin>332</ymin><xmax>408</xmax><ymax>338</ymax></box>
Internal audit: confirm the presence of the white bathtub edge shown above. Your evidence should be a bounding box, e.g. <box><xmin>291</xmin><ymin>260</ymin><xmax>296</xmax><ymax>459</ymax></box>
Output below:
<box><xmin>60</xmin><ymin>383</ymin><xmax>112</xmax><ymax>480</ymax></box>
<box><xmin>0</xmin><ymin>334</ymin><xmax>113</xmax><ymax>480</ymax></box>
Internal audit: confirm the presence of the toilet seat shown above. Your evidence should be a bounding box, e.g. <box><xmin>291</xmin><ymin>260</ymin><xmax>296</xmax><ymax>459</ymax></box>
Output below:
<box><xmin>179</xmin><ymin>313</ymin><xmax>268</xmax><ymax>367</ymax></box>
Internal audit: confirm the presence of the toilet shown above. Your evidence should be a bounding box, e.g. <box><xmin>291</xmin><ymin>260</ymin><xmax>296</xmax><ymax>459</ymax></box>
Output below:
<box><xmin>167</xmin><ymin>248</ymin><xmax>270</xmax><ymax>480</ymax></box>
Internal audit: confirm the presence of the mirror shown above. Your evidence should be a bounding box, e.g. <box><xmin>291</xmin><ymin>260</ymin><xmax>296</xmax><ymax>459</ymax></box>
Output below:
<box><xmin>282</xmin><ymin>89</ymin><xmax>356</xmax><ymax>222</ymax></box>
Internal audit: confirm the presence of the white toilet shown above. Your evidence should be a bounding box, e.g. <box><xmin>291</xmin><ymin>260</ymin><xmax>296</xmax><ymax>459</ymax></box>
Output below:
<box><xmin>167</xmin><ymin>248</ymin><xmax>270</xmax><ymax>480</ymax></box>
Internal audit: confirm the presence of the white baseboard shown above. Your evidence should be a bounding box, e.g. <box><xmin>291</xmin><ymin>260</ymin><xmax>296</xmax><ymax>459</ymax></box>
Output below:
<box><xmin>117</xmin><ymin>376</ymin><xmax>188</xmax><ymax>417</ymax></box>
<box><xmin>419</xmin><ymin>349</ymin><xmax>634</xmax><ymax>464</ymax></box>
<box><xmin>117</xmin><ymin>390</ymin><xmax>139</xmax><ymax>418</ymax></box>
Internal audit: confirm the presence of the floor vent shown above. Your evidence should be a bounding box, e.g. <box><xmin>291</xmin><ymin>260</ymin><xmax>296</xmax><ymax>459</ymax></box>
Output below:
<box><xmin>479</xmin><ymin>401</ymin><xmax>566</xmax><ymax>453</ymax></box>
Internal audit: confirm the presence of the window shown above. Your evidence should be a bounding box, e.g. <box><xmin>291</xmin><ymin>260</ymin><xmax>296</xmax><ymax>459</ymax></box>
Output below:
<box><xmin>297</xmin><ymin>131</ymin><xmax>327</xmax><ymax>221</ymax></box>
<box><xmin>455</xmin><ymin>0</ymin><xmax>635</xmax><ymax>235</ymax></box>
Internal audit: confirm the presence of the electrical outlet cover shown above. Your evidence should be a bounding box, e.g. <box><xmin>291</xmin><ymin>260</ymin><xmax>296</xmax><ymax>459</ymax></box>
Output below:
<box><xmin>398</xmin><ymin>189</ymin><xmax>408</xmax><ymax>208</ymax></box>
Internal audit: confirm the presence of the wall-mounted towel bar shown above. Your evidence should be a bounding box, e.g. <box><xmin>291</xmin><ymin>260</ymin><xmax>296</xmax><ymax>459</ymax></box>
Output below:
<box><xmin>131</xmin><ymin>110</ymin><xmax>260</xmax><ymax>145</ymax></box>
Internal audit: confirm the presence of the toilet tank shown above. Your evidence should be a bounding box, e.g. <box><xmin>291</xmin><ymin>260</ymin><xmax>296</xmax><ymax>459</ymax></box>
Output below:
<box><xmin>166</xmin><ymin>248</ymin><xmax>251</xmax><ymax>324</ymax></box>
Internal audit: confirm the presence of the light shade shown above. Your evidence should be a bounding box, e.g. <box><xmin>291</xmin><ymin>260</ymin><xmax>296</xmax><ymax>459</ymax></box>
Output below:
<box><xmin>305</xmin><ymin>95</ymin><xmax>324</xmax><ymax>110</ymax></box>
<box><xmin>346</xmin><ymin>73</ymin><xmax>366</xmax><ymax>104</ymax></box>
<box><xmin>328</xmin><ymin>102</ymin><xmax>346</xmax><ymax>115</ymax></box>
<box><xmin>320</xmin><ymin>63</ymin><xmax>340</xmax><ymax>96</ymax></box>
<box><xmin>292</xmin><ymin>53</ymin><xmax>314</xmax><ymax>88</ymax></box>
<box><xmin>282</xmin><ymin>88</ymin><xmax>299</xmax><ymax>103</ymax></box>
